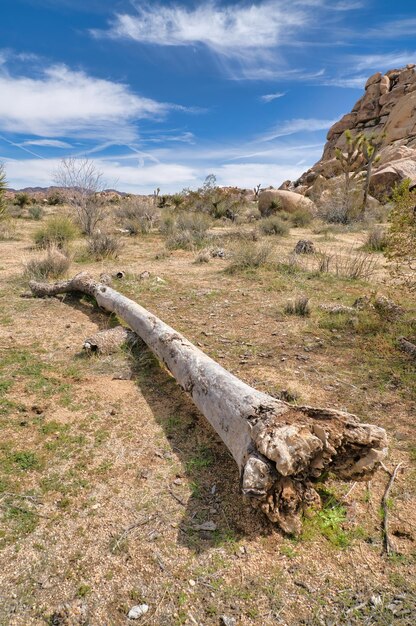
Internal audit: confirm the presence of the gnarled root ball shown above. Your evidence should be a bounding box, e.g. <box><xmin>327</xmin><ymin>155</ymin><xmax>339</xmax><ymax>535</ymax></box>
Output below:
<box><xmin>242</xmin><ymin>405</ymin><xmax>388</xmax><ymax>534</ymax></box>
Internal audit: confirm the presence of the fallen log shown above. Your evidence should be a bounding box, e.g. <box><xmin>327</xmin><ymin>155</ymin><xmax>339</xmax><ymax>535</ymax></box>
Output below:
<box><xmin>29</xmin><ymin>272</ymin><xmax>388</xmax><ymax>534</ymax></box>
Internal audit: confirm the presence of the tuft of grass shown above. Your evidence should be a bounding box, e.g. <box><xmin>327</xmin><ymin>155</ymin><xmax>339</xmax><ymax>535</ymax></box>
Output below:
<box><xmin>194</xmin><ymin>249</ymin><xmax>210</xmax><ymax>263</ymax></box>
<box><xmin>284</xmin><ymin>296</ymin><xmax>310</xmax><ymax>317</ymax></box>
<box><xmin>10</xmin><ymin>451</ymin><xmax>40</xmax><ymax>471</ymax></box>
<box><xmin>362</xmin><ymin>226</ymin><xmax>388</xmax><ymax>252</ymax></box>
<box><xmin>24</xmin><ymin>247</ymin><xmax>70</xmax><ymax>280</ymax></box>
<box><xmin>302</xmin><ymin>499</ymin><xmax>351</xmax><ymax>548</ymax></box>
<box><xmin>28</xmin><ymin>205</ymin><xmax>44</xmax><ymax>221</ymax></box>
<box><xmin>226</xmin><ymin>241</ymin><xmax>271</xmax><ymax>273</ymax></box>
<box><xmin>259</xmin><ymin>215</ymin><xmax>289</xmax><ymax>236</ymax></box>
<box><xmin>33</xmin><ymin>215</ymin><xmax>78</xmax><ymax>248</ymax></box>
<box><xmin>86</xmin><ymin>232</ymin><xmax>123</xmax><ymax>260</ymax></box>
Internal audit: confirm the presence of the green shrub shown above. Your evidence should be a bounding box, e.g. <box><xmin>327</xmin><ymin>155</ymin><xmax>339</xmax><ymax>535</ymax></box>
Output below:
<box><xmin>28</xmin><ymin>205</ymin><xmax>44</xmax><ymax>221</ymax></box>
<box><xmin>87</xmin><ymin>232</ymin><xmax>123</xmax><ymax>260</ymax></box>
<box><xmin>24</xmin><ymin>247</ymin><xmax>70</xmax><ymax>280</ymax></box>
<box><xmin>259</xmin><ymin>198</ymin><xmax>282</xmax><ymax>218</ymax></box>
<box><xmin>33</xmin><ymin>216</ymin><xmax>78</xmax><ymax>248</ymax></box>
<box><xmin>290</xmin><ymin>207</ymin><xmax>313</xmax><ymax>227</ymax></box>
<box><xmin>226</xmin><ymin>241</ymin><xmax>271</xmax><ymax>273</ymax></box>
<box><xmin>260</xmin><ymin>215</ymin><xmax>289</xmax><ymax>236</ymax></box>
<box><xmin>14</xmin><ymin>192</ymin><xmax>31</xmax><ymax>208</ymax></box>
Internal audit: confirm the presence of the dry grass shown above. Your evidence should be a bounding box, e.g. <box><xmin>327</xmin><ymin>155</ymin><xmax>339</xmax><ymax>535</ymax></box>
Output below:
<box><xmin>23</xmin><ymin>246</ymin><xmax>71</xmax><ymax>279</ymax></box>
<box><xmin>86</xmin><ymin>231</ymin><xmax>123</xmax><ymax>260</ymax></box>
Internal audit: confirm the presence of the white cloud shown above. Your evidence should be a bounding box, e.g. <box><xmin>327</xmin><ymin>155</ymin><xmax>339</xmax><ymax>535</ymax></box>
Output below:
<box><xmin>213</xmin><ymin>162</ymin><xmax>308</xmax><ymax>188</ymax></box>
<box><xmin>4</xmin><ymin>156</ymin><xmax>198</xmax><ymax>193</ymax></box>
<box><xmin>260</xmin><ymin>92</ymin><xmax>286</xmax><ymax>103</ymax></box>
<box><xmin>20</xmin><ymin>139</ymin><xmax>72</xmax><ymax>148</ymax></box>
<box><xmin>0</xmin><ymin>63</ymin><xmax>168</xmax><ymax>141</ymax></box>
<box><xmin>260</xmin><ymin>118</ymin><xmax>336</xmax><ymax>141</ymax></box>
<box><xmin>352</xmin><ymin>52</ymin><xmax>416</xmax><ymax>72</ymax></box>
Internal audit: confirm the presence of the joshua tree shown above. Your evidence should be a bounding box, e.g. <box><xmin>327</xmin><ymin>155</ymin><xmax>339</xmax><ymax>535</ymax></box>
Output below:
<box><xmin>361</xmin><ymin>133</ymin><xmax>384</xmax><ymax>210</ymax></box>
<box><xmin>54</xmin><ymin>158</ymin><xmax>106</xmax><ymax>235</ymax></box>
<box><xmin>335</xmin><ymin>131</ymin><xmax>365</xmax><ymax>220</ymax></box>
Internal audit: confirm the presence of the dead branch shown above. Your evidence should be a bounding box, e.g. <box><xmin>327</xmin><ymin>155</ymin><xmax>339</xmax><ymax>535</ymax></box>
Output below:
<box><xmin>381</xmin><ymin>462</ymin><xmax>403</xmax><ymax>555</ymax></box>
<box><xmin>29</xmin><ymin>272</ymin><xmax>388</xmax><ymax>535</ymax></box>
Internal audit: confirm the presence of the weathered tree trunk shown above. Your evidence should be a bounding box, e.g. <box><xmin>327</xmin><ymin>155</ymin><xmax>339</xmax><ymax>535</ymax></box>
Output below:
<box><xmin>29</xmin><ymin>273</ymin><xmax>387</xmax><ymax>534</ymax></box>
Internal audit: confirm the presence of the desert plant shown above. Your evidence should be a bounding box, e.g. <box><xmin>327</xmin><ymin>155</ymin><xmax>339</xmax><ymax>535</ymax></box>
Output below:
<box><xmin>361</xmin><ymin>133</ymin><xmax>384</xmax><ymax>210</ymax></box>
<box><xmin>166</xmin><ymin>213</ymin><xmax>211</xmax><ymax>250</ymax></box>
<box><xmin>290</xmin><ymin>206</ymin><xmax>313</xmax><ymax>227</ymax></box>
<box><xmin>335</xmin><ymin>131</ymin><xmax>365</xmax><ymax>219</ymax></box>
<box><xmin>14</xmin><ymin>192</ymin><xmax>31</xmax><ymax>208</ymax></box>
<box><xmin>284</xmin><ymin>296</ymin><xmax>310</xmax><ymax>317</ymax></box>
<box><xmin>33</xmin><ymin>215</ymin><xmax>78</xmax><ymax>249</ymax></box>
<box><xmin>259</xmin><ymin>198</ymin><xmax>282</xmax><ymax>218</ymax></box>
<box><xmin>24</xmin><ymin>247</ymin><xmax>70</xmax><ymax>280</ymax></box>
<box><xmin>387</xmin><ymin>179</ymin><xmax>416</xmax><ymax>291</ymax></box>
<box><xmin>116</xmin><ymin>197</ymin><xmax>160</xmax><ymax>234</ymax></box>
<box><xmin>0</xmin><ymin>163</ymin><xmax>8</xmax><ymax>219</ymax></box>
<box><xmin>260</xmin><ymin>215</ymin><xmax>289</xmax><ymax>236</ymax></box>
<box><xmin>226</xmin><ymin>241</ymin><xmax>271</xmax><ymax>273</ymax></box>
<box><xmin>363</xmin><ymin>226</ymin><xmax>387</xmax><ymax>252</ymax></box>
<box><xmin>334</xmin><ymin>249</ymin><xmax>377</xmax><ymax>280</ymax></box>
<box><xmin>0</xmin><ymin>220</ymin><xmax>18</xmax><ymax>241</ymax></box>
<box><xmin>47</xmin><ymin>190</ymin><xmax>65</xmax><ymax>206</ymax></box>
<box><xmin>195</xmin><ymin>250</ymin><xmax>210</xmax><ymax>263</ymax></box>
<box><xmin>54</xmin><ymin>157</ymin><xmax>106</xmax><ymax>235</ymax></box>
<box><xmin>28</xmin><ymin>205</ymin><xmax>44</xmax><ymax>221</ymax></box>
<box><xmin>87</xmin><ymin>232</ymin><xmax>123</xmax><ymax>260</ymax></box>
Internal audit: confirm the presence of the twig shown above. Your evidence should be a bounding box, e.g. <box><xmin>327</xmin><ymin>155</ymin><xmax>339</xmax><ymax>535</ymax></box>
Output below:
<box><xmin>167</xmin><ymin>487</ymin><xmax>186</xmax><ymax>507</ymax></box>
<box><xmin>381</xmin><ymin>462</ymin><xmax>403</xmax><ymax>555</ymax></box>
<box><xmin>111</xmin><ymin>516</ymin><xmax>152</xmax><ymax>553</ymax></box>
<box><xmin>342</xmin><ymin>482</ymin><xmax>357</xmax><ymax>501</ymax></box>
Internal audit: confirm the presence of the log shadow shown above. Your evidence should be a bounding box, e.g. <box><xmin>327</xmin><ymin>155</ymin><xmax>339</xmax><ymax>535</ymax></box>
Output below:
<box><xmin>125</xmin><ymin>342</ymin><xmax>275</xmax><ymax>552</ymax></box>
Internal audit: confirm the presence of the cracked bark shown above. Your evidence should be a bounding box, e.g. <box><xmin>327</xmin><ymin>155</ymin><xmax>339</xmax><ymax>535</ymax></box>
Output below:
<box><xmin>29</xmin><ymin>272</ymin><xmax>388</xmax><ymax>534</ymax></box>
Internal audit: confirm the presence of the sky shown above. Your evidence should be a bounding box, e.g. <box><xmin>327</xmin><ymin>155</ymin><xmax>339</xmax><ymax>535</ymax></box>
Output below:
<box><xmin>0</xmin><ymin>0</ymin><xmax>415</xmax><ymax>193</ymax></box>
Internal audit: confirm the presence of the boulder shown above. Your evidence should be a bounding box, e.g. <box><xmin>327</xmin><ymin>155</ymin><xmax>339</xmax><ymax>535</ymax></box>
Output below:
<box><xmin>369</xmin><ymin>158</ymin><xmax>416</xmax><ymax>199</ymax></box>
<box><xmin>258</xmin><ymin>190</ymin><xmax>316</xmax><ymax>216</ymax></box>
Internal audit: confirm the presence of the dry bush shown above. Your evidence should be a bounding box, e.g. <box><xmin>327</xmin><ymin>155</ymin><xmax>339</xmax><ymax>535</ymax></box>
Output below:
<box><xmin>0</xmin><ymin>219</ymin><xmax>19</xmax><ymax>241</ymax></box>
<box><xmin>290</xmin><ymin>206</ymin><xmax>313</xmax><ymax>227</ymax></box>
<box><xmin>284</xmin><ymin>296</ymin><xmax>310</xmax><ymax>317</ymax></box>
<box><xmin>165</xmin><ymin>213</ymin><xmax>211</xmax><ymax>250</ymax></box>
<box><xmin>33</xmin><ymin>215</ymin><xmax>78</xmax><ymax>249</ymax></box>
<box><xmin>363</xmin><ymin>226</ymin><xmax>387</xmax><ymax>252</ymax></box>
<box><xmin>87</xmin><ymin>232</ymin><xmax>123</xmax><ymax>260</ymax></box>
<box><xmin>226</xmin><ymin>241</ymin><xmax>271</xmax><ymax>273</ymax></box>
<box><xmin>315</xmin><ymin>248</ymin><xmax>377</xmax><ymax>280</ymax></box>
<box><xmin>259</xmin><ymin>215</ymin><xmax>289</xmax><ymax>236</ymax></box>
<box><xmin>24</xmin><ymin>247</ymin><xmax>70</xmax><ymax>280</ymax></box>
<box><xmin>116</xmin><ymin>197</ymin><xmax>160</xmax><ymax>234</ymax></box>
<box><xmin>194</xmin><ymin>250</ymin><xmax>211</xmax><ymax>264</ymax></box>
<box><xmin>317</xmin><ymin>180</ymin><xmax>363</xmax><ymax>224</ymax></box>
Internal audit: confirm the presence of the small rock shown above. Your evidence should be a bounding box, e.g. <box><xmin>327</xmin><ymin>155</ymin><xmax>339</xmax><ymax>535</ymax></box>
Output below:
<box><xmin>189</xmin><ymin>579</ymin><xmax>196</xmax><ymax>587</ymax></box>
<box><xmin>154</xmin><ymin>276</ymin><xmax>165</xmax><ymax>284</ymax></box>
<box><xmin>221</xmin><ymin>617</ymin><xmax>236</xmax><ymax>626</ymax></box>
<box><xmin>128</xmin><ymin>604</ymin><xmax>149</xmax><ymax>619</ymax></box>
<box><xmin>173</xmin><ymin>478</ymin><xmax>182</xmax><ymax>485</ymax></box>
<box><xmin>139</xmin><ymin>271</ymin><xmax>150</xmax><ymax>280</ymax></box>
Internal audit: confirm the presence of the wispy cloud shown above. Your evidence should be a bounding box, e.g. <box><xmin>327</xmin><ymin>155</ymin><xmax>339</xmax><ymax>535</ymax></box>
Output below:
<box><xmin>20</xmin><ymin>139</ymin><xmax>73</xmax><ymax>148</ymax></box>
<box><xmin>0</xmin><ymin>62</ymin><xmax>169</xmax><ymax>141</ymax></box>
<box><xmin>260</xmin><ymin>118</ymin><xmax>336</xmax><ymax>141</ymax></box>
<box><xmin>367</xmin><ymin>18</ymin><xmax>416</xmax><ymax>39</ymax></box>
<box><xmin>351</xmin><ymin>51</ymin><xmax>416</xmax><ymax>71</ymax></box>
<box><xmin>260</xmin><ymin>92</ymin><xmax>286</xmax><ymax>103</ymax></box>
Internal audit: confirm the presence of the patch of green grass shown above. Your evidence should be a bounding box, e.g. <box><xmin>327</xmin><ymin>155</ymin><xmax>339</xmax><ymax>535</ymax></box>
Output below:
<box><xmin>185</xmin><ymin>445</ymin><xmax>214</xmax><ymax>473</ymax></box>
<box><xmin>10</xmin><ymin>451</ymin><xmax>40</xmax><ymax>471</ymax></box>
<box><xmin>76</xmin><ymin>584</ymin><xmax>91</xmax><ymax>598</ymax></box>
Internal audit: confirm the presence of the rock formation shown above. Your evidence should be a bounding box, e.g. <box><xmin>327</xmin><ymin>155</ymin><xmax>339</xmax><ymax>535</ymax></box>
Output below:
<box><xmin>296</xmin><ymin>64</ymin><xmax>416</xmax><ymax>200</ymax></box>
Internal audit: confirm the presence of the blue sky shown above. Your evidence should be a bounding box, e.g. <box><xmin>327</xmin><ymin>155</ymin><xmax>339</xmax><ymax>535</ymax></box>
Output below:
<box><xmin>1</xmin><ymin>0</ymin><xmax>415</xmax><ymax>193</ymax></box>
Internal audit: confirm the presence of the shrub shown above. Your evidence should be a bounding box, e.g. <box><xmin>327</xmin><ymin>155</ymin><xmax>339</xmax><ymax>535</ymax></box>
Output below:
<box><xmin>363</xmin><ymin>226</ymin><xmax>387</xmax><ymax>252</ymax></box>
<box><xmin>259</xmin><ymin>198</ymin><xmax>282</xmax><ymax>218</ymax></box>
<box><xmin>195</xmin><ymin>250</ymin><xmax>210</xmax><ymax>263</ymax></box>
<box><xmin>334</xmin><ymin>249</ymin><xmax>377</xmax><ymax>280</ymax></box>
<box><xmin>24</xmin><ymin>247</ymin><xmax>70</xmax><ymax>280</ymax></box>
<box><xmin>87</xmin><ymin>232</ymin><xmax>123</xmax><ymax>260</ymax></box>
<box><xmin>284</xmin><ymin>296</ymin><xmax>310</xmax><ymax>317</ymax></box>
<box><xmin>47</xmin><ymin>190</ymin><xmax>65</xmax><ymax>206</ymax></box>
<box><xmin>165</xmin><ymin>213</ymin><xmax>211</xmax><ymax>250</ymax></box>
<box><xmin>290</xmin><ymin>207</ymin><xmax>313</xmax><ymax>227</ymax></box>
<box><xmin>0</xmin><ymin>220</ymin><xmax>18</xmax><ymax>241</ymax></box>
<box><xmin>14</xmin><ymin>192</ymin><xmax>31</xmax><ymax>208</ymax></box>
<box><xmin>260</xmin><ymin>215</ymin><xmax>289</xmax><ymax>236</ymax></box>
<box><xmin>387</xmin><ymin>179</ymin><xmax>416</xmax><ymax>291</ymax></box>
<box><xmin>28</xmin><ymin>205</ymin><xmax>44</xmax><ymax>221</ymax></box>
<box><xmin>33</xmin><ymin>216</ymin><xmax>78</xmax><ymax>248</ymax></box>
<box><xmin>226</xmin><ymin>241</ymin><xmax>271</xmax><ymax>273</ymax></box>
<box><xmin>116</xmin><ymin>197</ymin><xmax>160</xmax><ymax>234</ymax></box>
